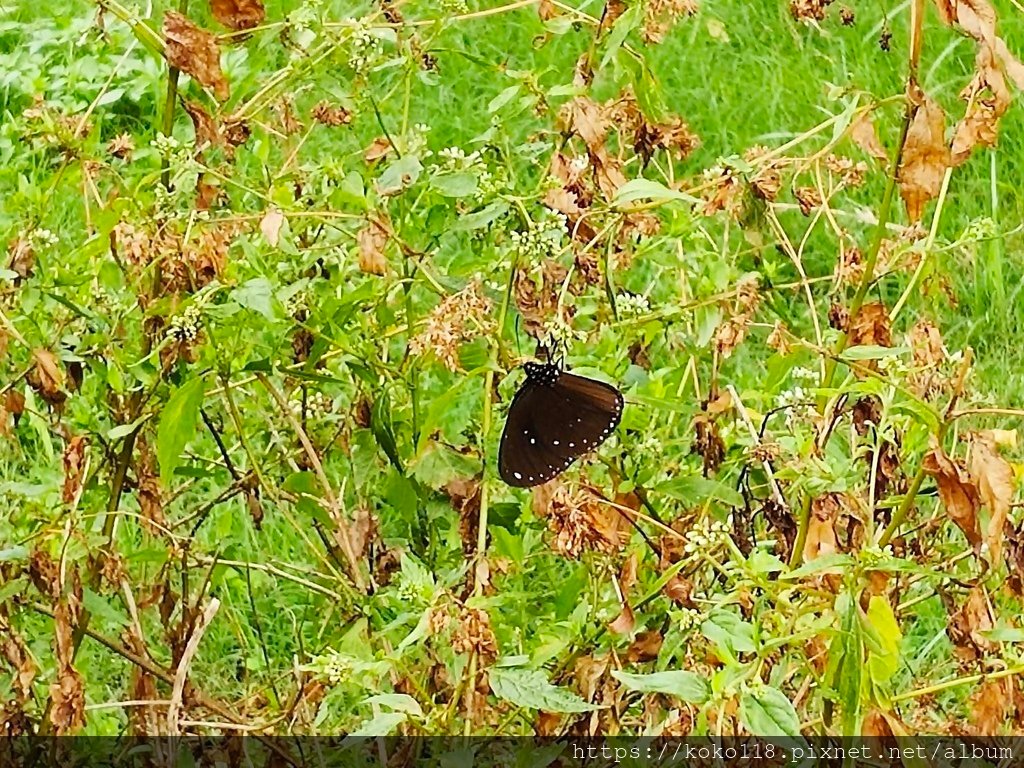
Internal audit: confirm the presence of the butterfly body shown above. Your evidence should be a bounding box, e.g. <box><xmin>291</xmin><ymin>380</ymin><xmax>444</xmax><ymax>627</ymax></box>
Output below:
<box><xmin>498</xmin><ymin>362</ymin><xmax>623</xmax><ymax>487</ymax></box>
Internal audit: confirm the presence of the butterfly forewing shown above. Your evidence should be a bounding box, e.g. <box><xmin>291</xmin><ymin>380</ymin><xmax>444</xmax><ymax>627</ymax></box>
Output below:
<box><xmin>498</xmin><ymin>365</ymin><xmax>623</xmax><ymax>488</ymax></box>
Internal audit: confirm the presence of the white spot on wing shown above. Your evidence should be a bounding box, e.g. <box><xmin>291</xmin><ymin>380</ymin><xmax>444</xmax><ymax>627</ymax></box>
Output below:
<box><xmin>513</xmin><ymin>472</ymin><xmax>522</xmax><ymax>480</ymax></box>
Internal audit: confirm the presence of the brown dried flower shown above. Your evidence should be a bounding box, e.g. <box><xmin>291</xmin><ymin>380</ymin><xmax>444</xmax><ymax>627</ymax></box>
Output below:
<box><xmin>544</xmin><ymin>484</ymin><xmax>626</xmax><ymax>559</ymax></box>
<box><xmin>409</xmin><ymin>279</ymin><xmax>492</xmax><ymax>371</ymax></box>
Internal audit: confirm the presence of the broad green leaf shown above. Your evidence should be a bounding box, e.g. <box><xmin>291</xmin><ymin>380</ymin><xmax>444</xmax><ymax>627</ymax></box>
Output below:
<box><xmin>363</xmin><ymin>693</ymin><xmax>423</xmax><ymax>716</ymax></box>
<box><xmin>232</xmin><ymin>278</ymin><xmax>276</xmax><ymax>320</ymax></box>
<box><xmin>611</xmin><ymin>670</ymin><xmax>710</xmax><ymax>704</ymax></box>
<box><xmin>613</xmin><ymin>178</ymin><xmax>698</xmax><ymax>206</ymax></box>
<box><xmin>489</xmin><ymin>668</ymin><xmax>599</xmax><ymax>713</ymax></box>
<box><xmin>0</xmin><ymin>545</ymin><xmax>29</xmax><ymax>562</ymax></box>
<box><xmin>748</xmin><ymin>549</ymin><xmax>787</xmax><ymax>574</ymax></box>
<box><xmin>701</xmin><ymin>610</ymin><xmax>756</xmax><ymax>661</ymax></box>
<box><xmin>343</xmin><ymin>711</ymin><xmax>407</xmax><ymax>739</ymax></box>
<box><xmin>409</xmin><ymin>441</ymin><xmax>481</xmax><ymax>489</ymax></box>
<box><xmin>157</xmin><ymin>376</ymin><xmax>206</xmax><ymax>487</ymax></box>
<box><xmin>82</xmin><ymin>588</ymin><xmax>129</xmax><ymax>628</ymax></box>
<box><xmin>377</xmin><ymin>155</ymin><xmax>422</xmax><ymax>196</ymax></box>
<box><xmin>599</xmin><ymin>3</ymin><xmax>642</xmax><ymax>70</ymax></box>
<box><xmin>739</xmin><ymin>685</ymin><xmax>802</xmax><ymax>737</ymax></box>
<box><xmin>656</xmin><ymin>476</ymin><xmax>743</xmax><ymax>508</ymax></box>
<box><xmin>451</xmin><ymin>200</ymin><xmax>508</xmax><ymax>232</ymax></box>
<box><xmin>783</xmin><ymin>553</ymin><xmax>854</xmax><ymax>580</ymax></box>
<box><xmin>431</xmin><ymin>171</ymin><xmax>478</xmax><ymax>198</ymax></box>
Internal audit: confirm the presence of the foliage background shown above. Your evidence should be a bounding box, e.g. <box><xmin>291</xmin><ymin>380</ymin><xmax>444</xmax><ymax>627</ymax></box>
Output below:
<box><xmin>3</xmin><ymin>0</ymin><xmax>1024</xmax><ymax>738</ymax></box>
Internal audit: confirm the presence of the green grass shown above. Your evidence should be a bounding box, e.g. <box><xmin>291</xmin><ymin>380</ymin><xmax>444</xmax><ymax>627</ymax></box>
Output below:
<box><xmin>3</xmin><ymin>0</ymin><xmax>1024</xmax><ymax>738</ymax></box>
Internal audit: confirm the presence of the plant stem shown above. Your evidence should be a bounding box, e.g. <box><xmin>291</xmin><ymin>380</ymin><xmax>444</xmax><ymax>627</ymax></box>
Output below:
<box><xmin>160</xmin><ymin>0</ymin><xmax>188</xmax><ymax>190</ymax></box>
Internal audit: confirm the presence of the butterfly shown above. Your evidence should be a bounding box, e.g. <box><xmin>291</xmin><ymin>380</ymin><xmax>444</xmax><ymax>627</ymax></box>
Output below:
<box><xmin>498</xmin><ymin>361</ymin><xmax>624</xmax><ymax>487</ymax></box>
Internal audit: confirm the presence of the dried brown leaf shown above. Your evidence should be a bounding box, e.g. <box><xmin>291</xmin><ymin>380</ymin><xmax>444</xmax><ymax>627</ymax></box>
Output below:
<box><xmin>849</xmin><ymin>301</ymin><xmax>893</xmax><ymax>348</ymax></box>
<box><xmin>61</xmin><ymin>436</ymin><xmax>87</xmax><ymax>505</ymax></box>
<box><xmin>803</xmin><ymin>493</ymin><xmax>841</xmax><ymax>563</ymax></box>
<box><xmin>952</xmin><ymin>47</ymin><xmax>1011</xmax><ymax>165</ymax></box>
<box><xmin>970</xmin><ymin>433</ymin><xmax>1014</xmax><ymax>563</ymax></box>
<box><xmin>850</xmin><ymin>111</ymin><xmax>889</xmax><ymax>161</ymax></box>
<box><xmin>1</xmin><ymin>629</ymin><xmax>37</xmax><ymax>700</ymax></box>
<box><xmin>970</xmin><ymin>678</ymin><xmax>1009</xmax><ymax>734</ymax></box>
<box><xmin>182</xmin><ymin>99</ymin><xmax>221</xmax><ymax>153</ymax></box>
<box><xmin>49</xmin><ymin>666</ymin><xmax>85</xmax><ymax>734</ymax></box>
<box><xmin>923</xmin><ymin>442</ymin><xmax>982</xmax><ymax>553</ymax></box>
<box><xmin>209</xmin><ymin>0</ymin><xmax>265</xmax><ymax>31</ymax></box>
<box><xmin>164</xmin><ymin>11</ymin><xmax>229</xmax><ymax>102</ymax></box>
<box><xmin>608</xmin><ymin>599</ymin><xmax>635</xmax><ymax>635</ymax></box>
<box><xmin>28</xmin><ymin>348</ymin><xmax>66</xmax><ymax>407</ymax></box>
<box><xmin>260</xmin><ymin>208</ymin><xmax>285</xmax><ymax>247</ymax></box>
<box><xmin>898</xmin><ymin>92</ymin><xmax>950</xmax><ymax>223</ymax></box>
<box><xmin>363</xmin><ymin>137</ymin><xmax>393</xmax><ymax>163</ymax></box>
<box><xmin>625</xmin><ymin>630</ymin><xmax>663</xmax><ymax>663</ymax></box>
<box><xmin>357</xmin><ymin>216</ymin><xmax>389</xmax><ymax>276</ymax></box>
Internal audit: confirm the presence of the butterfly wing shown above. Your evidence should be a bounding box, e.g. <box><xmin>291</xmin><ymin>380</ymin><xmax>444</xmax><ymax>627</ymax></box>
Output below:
<box><xmin>498</xmin><ymin>371</ymin><xmax>623</xmax><ymax>488</ymax></box>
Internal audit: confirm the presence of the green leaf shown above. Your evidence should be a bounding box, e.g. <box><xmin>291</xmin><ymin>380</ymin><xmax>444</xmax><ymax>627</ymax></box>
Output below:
<box><xmin>371</xmin><ymin>390</ymin><xmax>403</xmax><ymax>472</ymax></box>
<box><xmin>841</xmin><ymin>345</ymin><xmax>908</xmax><ymax>361</ymax></box>
<box><xmin>410</xmin><ymin>441</ymin><xmax>481</xmax><ymax>489</ymax></box>
<box><xmin>157</xmin><ymin>376</ymin><xmax>206</xmax><ymax>487</ymax></box>
<box><xmin>613</xmin><ymin>178</ymin><xmax>698</xmax><ymax>206</ymax></box>
<box><xmin>0</xmin><ymin>546</ymin><xmax>29</xmax><ymax>562</ymax></box>
<box><xmin>232</xmin><ymin>278</ymin><xmax>276</xmax><ymax>320</ymax></box>
<box><xmin>451</xmin><ymin>200</ymin><xmax>509</xmax><ymax>232</ymax></box>
<box><xmin>701</xmin><ymin>610</ymin><xmax>756</xmax><ymax>661</ymax></box>
<box><xmin>748</xmin><ymin>549</ymin><xmax>787</xmax><ymax>574</ymax></box>
<box><xmin>599</xmin><ymin>3</ymin><xmax>642</xmax><ymax>70</ymax></box>
<box><xmin>656</xmin><ymin>476</ymin><xmax>743</xmax><ymax>508</ymax></box>
<box><xmin>363</xmin><ymin>693</ymin><xmax>423</xmax><ymax>716</ymax></box>
<box><xmin>431</xmin><ymin>171</ymin><xmax>478</xmax><ymax>198</ymax></box>
<box><xmin>611</xmin><ymin>670</ymin><xmax>710</xmax><ymax>704</ymax></box>
<box><xmin>739</xmin><ymin>685</ymin><xmax>802</xmax><ymax>737</ymax></box>
<box><xmin>489</xmin><ymin>668</ymin><xmax>600</xmax><ymax>713</ymax></box>
<box><xmin>783</xmin><ymin>553</ymin><xmax>854</xmax><ymax>580</ymax></box>
<box><xmin>0</xmin><ymin>577</ymin><xmax>28</xmax><ymax>605</ymax></box>
<box><xmin>343</xmin><ymin>711</ymin><xmax>407</xmax><ymax>739</ymax></box>
<box><xmin>82</xmin><ymin>588</ymin><xmax>129</xmax><ymax>628</ymax></box>
<box><xmin>377</xmin><ymin>155</ymin><xmax>423</xmax><ymax>196</ymax></box>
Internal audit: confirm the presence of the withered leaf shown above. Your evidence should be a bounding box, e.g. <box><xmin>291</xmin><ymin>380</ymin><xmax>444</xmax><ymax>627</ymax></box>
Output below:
<box><xmin>898</xmin><ymin>93</ymin><xmax>950</xmax><ymax>223</ymax></box>
<box><xmin>625</xmin><ymin>630</ymin><xmax>663</xmax><ymax>663</ymax></box>
<box><xmin>933</xmin><ymin>0</ymin><xmax>1024</xmax><ymax>88</ymax></box>
<box><xmin>260</xmin><ymin>208</ymin><xmax>285</xmax><ymax>247</ymax></box>
<box><xmin>945</xmin><ymin>586</ymin><xmax>996</xmax><ymax>660</ymax></box>
<box><xmin>803</xmin><ymin>493</ymin><xmax>841</xmax><ymax>563</ymax></box>
<box><xmin>923</xmin><ymin>442</ymin><xmax>982</xmax><ymax>553</ymax></box>
<box><xmin>209</xmin><ymin>0</ymin><xmax>265</xmax><ymax>31</ymax></box>
<box><xmin>49</xmin><ymin>666</ymin><xmax>85</xmax><ymax>734</ymax></box>
<box><xmin>608</xmin><ymin>599</ymin><xmax>635</xmax><ymax>636</ymax></box>
<box><xmin>28</xmin><ymin>348</ymin><xmax>66</xmax><ymax>407</ymax></box>
<box><xmin>357</xmin><ymin>215</ymin><xmax>389</xmax><ymax>276</ymax></box>
<box><xmin>970</xmin><ymin>433</ymin><xmax>1014</xmax><ymax>563</ymax></box>
<box><xmin>850</xmin><ymin>111</ymin><xmax>889</xmax><ymax>162</ymax></box>
<box><xmin>182</xmin><ymin>99</ymin><xmax>221</xmax><ymax>154</ymax></box>
<box><xmin>164</xmin><ymin>11</ymin><xmax>230</xmax><ymax>102</ymax></box>
<box><xmin>363</xmin><ymin>137</ymin><xmax>393</xmax><ymax>163</ymax></box>
<box><xmin>952</xmin><ymin>47</ymin><xmax>1011</xmax><ymax>166</ymax></box>
<box><xmin>1</xmin><ymin>631</ymin><xmax>37</xmax><ymax>700</ymax></box>
<box><xmin>849</xmin><ymin>302</ymin><xmax>893</xmax><ymax>348</ymax></box>
<box><xmin>969</xmin><ymin>678</ymin><xmax>1008</xmax><ymax>735</ymax></box>
<box><xmin>61</xmin><ymin>436</ymin><xmax>88</xmax><ymax>505</ymax></box>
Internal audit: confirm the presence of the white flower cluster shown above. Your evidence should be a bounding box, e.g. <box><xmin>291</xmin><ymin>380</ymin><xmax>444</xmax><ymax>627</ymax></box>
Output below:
<box><xmin>308</xmin><ymin>650</ymin><xmax>352</xmax><ymax>685</ymax></box>
<box><xmin>344</xmin><ymin>18</ymin><xmax>384</xmax><ymax>71</ymax></box>
<box><xmin>28</xmin><ymin>227</ymin><xmax>58</xmax><ymax>248</ymax></box>
<box><xmin>441</xmin><ymin>0</ymin><xmax>469</xmax><ymax>13</ymax></box>
<box><xmin>877</xmin><ymin>354</ymin><xmax>908</xmax><ymax>377</ymax></box>
<box><xmin>675</xmin><ymin>607</ymin><xmax>703</xmax><ymax>631</ymax></box>
<box><xmin>510</xmin><ymin>216</ymin><xmax>566</xmax><ymax>259</ymax></box>
<box><xmin>283</xmin><ymin>291</ymin><xmax>308</xmax><ymax>319</ymax></box>
<box><xmin>404</xmin><ymin>123</ymin><xmax>431</xmax><ymax>157</ymax></box>
<box><xmin>166</xmin><ymin>304</ymin><xmax>202</xmax><ymax>342</ymax></box>
<box><xmin>288</xmin><ymin>390</ymin><xmax>332</xmax><ymax>420</ymax></box>
<box><xmin>683</xmin><ymin>515</ymin><xmax>732</xmax><ymax>554</ymax></box>
<box><xmin>438</xmin><ymin>146</ymin><xmax>482</xmax><ymax>170</ymax></box>
<box><xmin>152</xmin><ymin>133</ymin><xmax>182</xmax><ymax>159</ymax></box>
<box><xmin>616</xmin><ymin>292</ymin><xmax>650</xmax><ymax>317</ymax></box>
<box><xmin>859</xmin><ymin>543</ymin><xmax>894</xmax><ymax>567</ymax></box>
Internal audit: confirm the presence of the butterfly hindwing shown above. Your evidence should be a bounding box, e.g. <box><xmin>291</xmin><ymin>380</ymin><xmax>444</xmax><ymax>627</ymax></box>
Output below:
<box><xmin>498</xmin><ymin>364</ymin><xmax>623</xmax><ymax>488</ymax></box>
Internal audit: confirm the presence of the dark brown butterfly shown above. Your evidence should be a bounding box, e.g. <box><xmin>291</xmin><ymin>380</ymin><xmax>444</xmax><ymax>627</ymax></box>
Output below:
<box><xmin>498</xmin><ymin>362</ymin><xmax>623</xmax><ymax>487</ymax></box>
